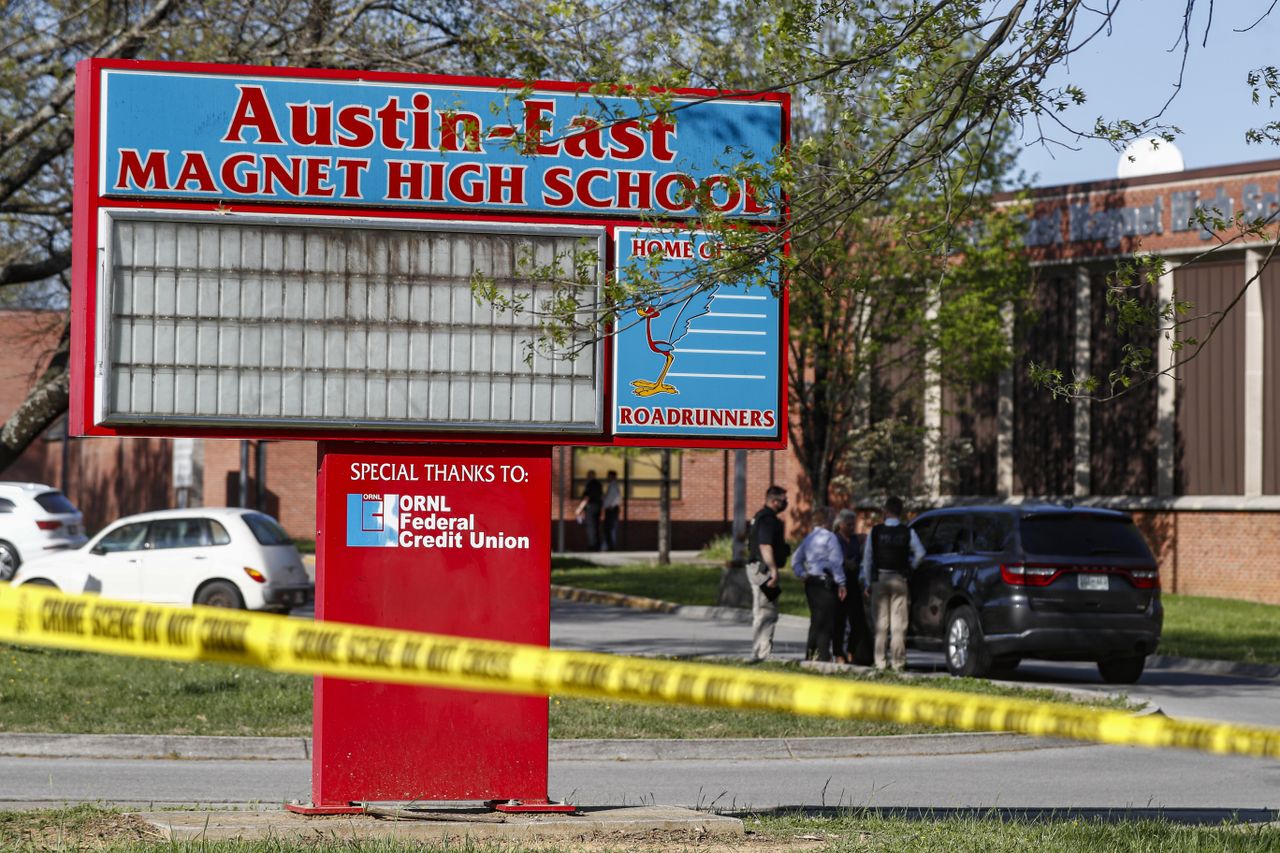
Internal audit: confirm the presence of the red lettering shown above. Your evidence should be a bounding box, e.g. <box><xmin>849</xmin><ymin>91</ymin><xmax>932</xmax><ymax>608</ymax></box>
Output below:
<box><xmin>336</xmin><ymin>105</ymin><xmax>376</xmax><ymax>148</ymax></box>
<box><xmin>710</xmin><ymin>409</ymin><xmax>725</xmax><ymax>427</ymax></box>
<box><xmin>426</xmin><ymin>162</ymin><xmax>447</xmax><ymax>202</ymax></box>
<box><xmin>650</xmin><ymin>117</ymin><xmax>677</xmax><ymax>162</ymax></box>
<box><xmin>681</xmin><ymin>409</ymin><xmax>695</xmax><ymax>426</ymax></box>
<box><xmin>221</xmin><ymin>153</ymin><xmax>259</xmax><ymax>194</ymax></box>
<box><xmin>655</xmin><ymin>173</ymin><xmax>696</xmax><ymax>211</ymax></box>
<box><xmin>410</xmin><ymin>93</ymin><xmax>432</xmax><ymax>151</ymax></box>
<box><xmin>702</xmin><ymin>174</ymin><xmax>742</xmax><ymax>213</ymax></box>
<box><xmin>334</xmin><ymin>158</ymin><xmax>369</xmax><ymax>199</ymax></box>
<box><xmin>742</xmin><ymin>178</ymin><xmax>771</xmax><ymax>215</ymax></box>
<box><xmin>576</xmin><ymin>168</ymin><xmax>613</xmax><ymax>209</ymax></box>
<box><xmin>749</xmin><ymin>410</ymin><xmax>763</xmax><ymax>427</ymax></box>
<box><xmin>608</xmin><ymin>120</ymin><xmax>646</xmax><ymax>161</ymax></box>
<box><xmin>386</xmin><ymin>160</ymin><xmax>424</xmax><ymax>200</ymax></box>
<box><xmin>762</xmin><ymin>410</ymin><xmax>776</xmax><ymax>429</ymax></box>
<box><xmin>262</xmin><ymin>156</ymin><xmax>303</xmax><ymax>196</ymax></box>
<box><xmin>634</xmin><ymin>408</ymin><xmax>650</xmax><ymax>425</ymax></box>
<box><xmin>487</xmin><ymin>165</ymin><xmax>526</xmax><ymax>205</ymax></box>
<box><xmin>448</xmin><ymin>162</ymin><xmax>485</xmax><ymax>204</ymax></box>
<box><xmin>223</xmin><ymin>85</ymin><xmax>284</xmax><ymax>144</ymax></box>
<box><xmin>303</xmin><ymin>157</ymin><xmax>335</xmax><ymax>197</ymax></box>
<box><xmin>523</xmin><ymin>99</ymin><xmax>559</xmax><ymax>155</ymax></box>
<box><xmin>375</xmin><ymin>97</ymin><xmax>407</xmax><ymax>150</ymax></box>
<box><xmin>542</xmin><ymin>166</ymin><xmax>574</xmax><ymax>207</ymax></box>
<box><xmin>564</xmin><ymin>116</ymin><xmax>607</xmax><ymax>159</ymax></box>
<box><xmin>615</xmin><ymin>170</ymin><xmax>652</xmax><ymax>209</ymax></box>
<box><xmin>289</xmin><ymin>103</ymin><xmax>333</xmax><ymax>146</ymax></box>
<box><xmin>438</xmin><ymin>111</ymin><xmax>483</xmax><ymax>153</ymax></box>
<box><xmin>174</xmin><ymin>151</ymin><xmax>215</xmax><ymax>192</ymax></box>
<box><xmin>618</xmin><ymin>407</ymin><xmax>634</xmax><ymax>425</ymax></box>
<box><xmin>115</xmin><ymin>149</ymin><xmax>169</xmax><ymax>191</ymax></box>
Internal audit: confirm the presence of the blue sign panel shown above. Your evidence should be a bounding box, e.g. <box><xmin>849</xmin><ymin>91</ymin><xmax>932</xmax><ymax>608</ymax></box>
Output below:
<box><xmin>99</xmin><ymin>69</ymin><xmax>783</xmax><ymax>218</ymax></box>
<box><xmin>346</xmin><ymin>493</ymin><xmax>401</xmax><ymax>547</ymax></box>
<box><xmin>612</xmin><ymin>228</ymin><xmax>781</xmax><ymax>438</ymax></box>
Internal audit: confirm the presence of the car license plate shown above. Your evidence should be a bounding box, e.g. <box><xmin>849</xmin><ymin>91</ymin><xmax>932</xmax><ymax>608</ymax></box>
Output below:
<box><xmin>1078</xmin><ymin>574</ymin><xmax>1109</xmax><ymax>591</ymax></box>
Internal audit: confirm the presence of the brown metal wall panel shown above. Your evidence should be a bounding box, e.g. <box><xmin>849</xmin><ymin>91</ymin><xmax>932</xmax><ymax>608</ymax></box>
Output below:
<box><xmin>867</xmin><ymin>338</ymin><xmax>924</xmax><ymax>494</ymax></box>
<box><xmin>1175</xmin><ymin>260</ymin><xmax>1246</xmax><ymax>495</ymax></box>
<box><xmin>1013</xmin><ymin>274</ymin><xmax>1075</xmax><ymax>495</ymax></box>
<box><xmin>942</xmin><ymin>382</ymin><xmax>998</xmax><ymax>495</ymax></box>
<box><xmin>1089</xmin><ymin>270</ymin><xmax>1158</xmax><ymax>495</ymax></box>
<box><xmin>1264</xmin><ymin>262</ymin><xmax>1280</xmax><ymax>494</ymax></box>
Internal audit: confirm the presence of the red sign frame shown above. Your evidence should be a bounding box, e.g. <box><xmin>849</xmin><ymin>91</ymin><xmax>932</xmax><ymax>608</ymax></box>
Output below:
<box><xmin>70</xmin><ymin>58</ymin><xmax>791</xmax><ymax>451</ymax></box>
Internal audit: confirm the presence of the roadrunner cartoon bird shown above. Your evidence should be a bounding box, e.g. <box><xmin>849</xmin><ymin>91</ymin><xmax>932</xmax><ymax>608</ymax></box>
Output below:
<box><xmin>630</xmin><ymin>286</ymin><xmax>719</xmax><ymax>397</ymax></box>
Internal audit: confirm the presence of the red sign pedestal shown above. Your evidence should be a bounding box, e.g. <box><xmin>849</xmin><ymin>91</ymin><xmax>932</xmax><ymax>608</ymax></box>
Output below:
<box><xmin>291</xmin><ymin>442</ymin><xmax>566</xmax><ymax>812</ymax></box>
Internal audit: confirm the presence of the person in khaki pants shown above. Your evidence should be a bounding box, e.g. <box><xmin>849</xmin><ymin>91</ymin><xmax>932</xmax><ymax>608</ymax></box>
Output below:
<box><xmin>860</xmin><ymin>497</ymin><xmax>925</xmax><ymax>671</ymax></box>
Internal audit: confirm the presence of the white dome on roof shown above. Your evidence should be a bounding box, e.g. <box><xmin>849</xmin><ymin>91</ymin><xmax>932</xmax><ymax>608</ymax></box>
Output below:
<box><xmin>1117</xmin><ymin>136</ymin><xmax>1185</xmax><ymax>179</ymax></box>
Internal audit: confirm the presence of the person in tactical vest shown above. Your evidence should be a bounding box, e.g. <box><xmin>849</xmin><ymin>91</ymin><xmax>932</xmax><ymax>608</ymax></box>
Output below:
<box><xmin>747</xmin><ymin>485</ymin><xmax>791</xmax><ymax>661</ymax></box>
<box><xmin>859</xmin><ymin>496</ymin><xmax>925</xmax><ymax>670</ymax></box>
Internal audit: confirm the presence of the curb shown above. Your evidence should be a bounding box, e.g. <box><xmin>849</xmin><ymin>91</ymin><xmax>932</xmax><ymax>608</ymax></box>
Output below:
<box><xmin>552</xmin><ymin>584</ymin><xmax>1280</xmax><ymax>681</ymax></box>
<box><xmin>550</xmin><ymin>585</ymin><xmax>809</xmax><ymax>630</ymax></box>
<box><xmin>0</xmin><ymin>733</ymin><xmax>311</xmax><ymax>761</ymax></box>
<box><xmin>0</xmin><ymin>730</ymin><xmax>1078</xmax><ymax>763</ymax></box>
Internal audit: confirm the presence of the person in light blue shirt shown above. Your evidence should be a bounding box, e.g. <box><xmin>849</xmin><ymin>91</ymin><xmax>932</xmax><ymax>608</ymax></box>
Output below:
<box><xmin>791</xmin><ymin>506</ymin><xmax>846</xmax><ymax>662</ymax></box>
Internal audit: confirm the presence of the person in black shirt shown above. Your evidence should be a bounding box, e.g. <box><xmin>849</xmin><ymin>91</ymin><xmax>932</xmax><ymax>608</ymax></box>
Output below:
<box><xmin>579</xmin><ymin>470</ymin><xmax>604</xmax><ymax>550</ymax></box>
<box><xmin>747</xmin><ymin>485</ymin><xmax>790</xmax><ymax>661</ymax></box>
<box><xmin>834</xmin><ymin>509</ymin><xmax>872</xmax><ymax>665</ymax></box>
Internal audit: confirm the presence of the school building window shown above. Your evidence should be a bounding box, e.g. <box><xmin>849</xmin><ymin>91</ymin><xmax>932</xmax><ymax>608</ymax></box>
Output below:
<box><xmin>572</xmin><ymin>449</ymin><xmax>682</xmax><ymax>500</ymax></box>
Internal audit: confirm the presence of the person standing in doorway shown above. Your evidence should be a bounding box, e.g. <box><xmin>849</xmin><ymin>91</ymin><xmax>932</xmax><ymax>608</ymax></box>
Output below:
<box><xmin>601</xmin><ymin>470</ymin><xmax>622</xmax><ymax>551</ymax></box>
<box><xmin>578</xmin><ymin>470</ymin><xmax>603</xmax><ymax>551</ymax></box>
<box><xmin>790</xmin><ymin>506</ymin><xmax>846</xmax><ymax>662</ymax></box>
<box><xmin>747</xmin><ymin>485</ymin><xmax>790</xmax><ymax>661</ymax></box>
<box><xmin>860</xmin><ymin>497</ymin><xmax>925</xmax><ymax>671</ymax></box>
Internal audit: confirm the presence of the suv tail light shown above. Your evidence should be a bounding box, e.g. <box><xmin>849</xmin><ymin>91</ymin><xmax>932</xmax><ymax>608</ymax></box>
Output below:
<box><xmin>1130</xmin><ymin>569</ymin><xmax>1160</xmax><ymax>590</ymax></box>
<box><xmin>35</xmin><ymin>520</ymin><xmax>62</xmax><ymax>531</ymax></box>
<box><xmin>1002</xmin><ymin>563</ymin><xmax>1160</xmax><ymax>589</ymax></box>
<box><xmin>1000</xmin><ymin>563</ymin><xmax>1059</xmax><ymax>586</ymax></box>
<box><xmin>243</xmin><ymin>567</ymin><xmax>267</xmax><ymax>583</ymax></box>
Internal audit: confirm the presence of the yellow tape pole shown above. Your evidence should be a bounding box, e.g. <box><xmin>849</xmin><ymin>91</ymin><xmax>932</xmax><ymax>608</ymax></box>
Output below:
<box><xmin>3</xmin><ymin>584</ymin><xmax>1279</xmax><ymax>760</ymax></box>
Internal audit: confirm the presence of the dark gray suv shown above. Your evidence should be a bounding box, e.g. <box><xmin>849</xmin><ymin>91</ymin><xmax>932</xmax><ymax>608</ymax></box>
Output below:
<box><xmin>906</xmin><ymin>504</ymin><xmax>1162</xmax><ymax>683</ymax></box>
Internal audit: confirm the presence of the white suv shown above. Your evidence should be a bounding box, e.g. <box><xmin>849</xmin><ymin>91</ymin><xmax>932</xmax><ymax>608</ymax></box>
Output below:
<box><xmin>0</xmin><ymin>482</ymin><xmax>88</xmax><ymax>581</ymax></box>
<box><xmin>12</xmin><ymin>507</ymin><xmax>313</xmax><ymax>611</ymax></box>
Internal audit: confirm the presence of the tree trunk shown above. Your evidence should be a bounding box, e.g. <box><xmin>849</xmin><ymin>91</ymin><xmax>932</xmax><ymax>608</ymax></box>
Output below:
<box><xmin>657</xmin><ymin>448</ymin><xmax>672</xmax><ymax>565</ymax></box>
<box><xmin>715</xmin><ymin>449</ymin><xmax>753</xmax><ymax>607</ymax></box>
<box><xmin>731</xmin><ymin>450</ymin><xmax>748</xmax><ymax>565</ymax></box>
<box><xmin>0</xmin><ymin>320</ymin><xmax>69</xmax><ymax>473</ymax></box>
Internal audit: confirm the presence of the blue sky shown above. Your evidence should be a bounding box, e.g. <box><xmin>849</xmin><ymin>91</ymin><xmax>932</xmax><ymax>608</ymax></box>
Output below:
<box><xmin>1015</xmin><ymin>1</ymin><xmax>1280</xmax><ymax>187</ymax></box>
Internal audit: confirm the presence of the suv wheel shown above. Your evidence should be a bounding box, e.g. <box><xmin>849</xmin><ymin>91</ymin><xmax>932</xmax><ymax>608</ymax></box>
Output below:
<box><xmin>0</xmin><ymin>541</ymin><xmax>19</xmax><ymax>582</ymax></box>
<box><xmin>945</xmin><ymin>605</ymin><xmax>991</xmax><ymax>678</ymax></box>
<box><xmin>1097</xmin><ymin>655</ymin><xmax>1146</xmax><ymax>684</ymax></box>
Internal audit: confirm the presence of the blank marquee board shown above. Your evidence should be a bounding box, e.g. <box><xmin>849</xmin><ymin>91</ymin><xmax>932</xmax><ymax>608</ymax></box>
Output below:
<box><xmin>98</xmin><ymin>212</ymin><xmax>603</xmax><ymax>432</ymax></box>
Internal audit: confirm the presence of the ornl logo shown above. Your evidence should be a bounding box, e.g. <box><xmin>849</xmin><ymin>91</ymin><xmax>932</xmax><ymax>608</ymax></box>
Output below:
<box><xmin>347</xmin><ymin>493</ymin><xmax>399</xmax><ymax>547</ymax></box>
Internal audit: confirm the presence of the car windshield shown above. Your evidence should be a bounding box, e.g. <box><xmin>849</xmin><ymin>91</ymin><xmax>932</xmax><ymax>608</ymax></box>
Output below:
<box><xmin>1019</xmin><ymin>515</ymin><xmax>1152</xmax><ymax>559</ymax></box>
<box><xmin>35</xmin><ymin>491</ymin><xmax>78</xmax><ymax>515</ymax></box>
<box><xmin>244</xmin><ymin>513</ymin><xmax>292</xmax><ymax>546</ymax></box>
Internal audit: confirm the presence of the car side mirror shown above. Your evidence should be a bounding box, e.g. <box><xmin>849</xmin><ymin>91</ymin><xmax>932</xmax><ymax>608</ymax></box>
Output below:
<box><xmin>90</xmin><ymin>545</ymin><xmax>106</xmax><ymax>556</ymax></box>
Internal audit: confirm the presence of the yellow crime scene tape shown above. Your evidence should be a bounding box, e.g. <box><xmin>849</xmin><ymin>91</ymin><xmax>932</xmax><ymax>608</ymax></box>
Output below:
<box><xmin>2</xmin><ymin>583</ymin><xmax>1279</xmax><ymax>760</ymax></box>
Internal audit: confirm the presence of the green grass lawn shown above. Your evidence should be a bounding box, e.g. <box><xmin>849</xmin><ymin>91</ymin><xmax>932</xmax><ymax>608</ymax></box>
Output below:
<box><xmin>0</xmin><ymin>644</ymin><xmax>1125</xmax><ymax>739</ymax></box>
<box><xmin>1159</xmin><ymin>594</ymin><xmax>1280</xmax><ymax>665</ymax></box>
<box><xmin>3</xmin><ymin>806</ymin><xmax>1276</xmax><ymax>852</ymax></box>
<box><xmin>552</xmin><ymin>559</ymin><xmax>1280</xmax><ymax>666</ymax></box>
